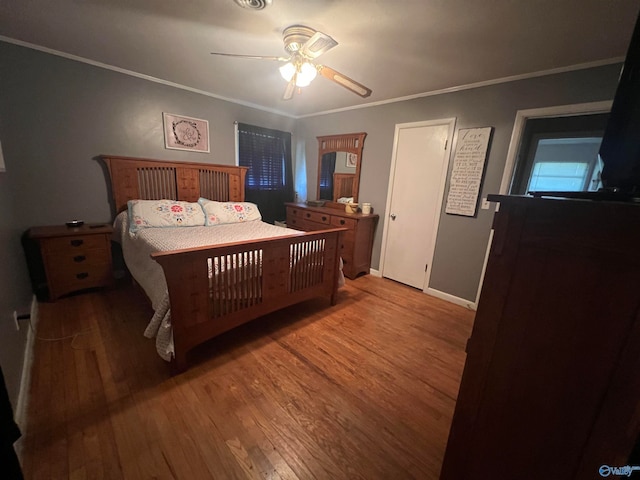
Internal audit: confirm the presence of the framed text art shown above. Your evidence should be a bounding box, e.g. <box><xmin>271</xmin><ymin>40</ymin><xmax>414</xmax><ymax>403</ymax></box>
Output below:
<box><xmin>163</xmin><ymin>113</ymin><xmax>210</xmax><ymax>153</ymax></box>
<box><xmin>445</xmin><ymin>127</ymin><xmax>493</xmax><ymax>217</ymax></box>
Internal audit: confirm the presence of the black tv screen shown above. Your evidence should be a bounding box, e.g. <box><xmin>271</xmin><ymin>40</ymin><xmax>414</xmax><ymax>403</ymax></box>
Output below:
<box><xmin>599</xmin><ymin>12</ymin><xmax>640</xmax><ymax>194</ymax></box>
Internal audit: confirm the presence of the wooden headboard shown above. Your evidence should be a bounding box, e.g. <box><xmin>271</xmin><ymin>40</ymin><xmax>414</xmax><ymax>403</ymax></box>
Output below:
<box><xmin>101</xmin><ymin>155</ymin><xmax>248</xmax><ymax>213</ymax></box>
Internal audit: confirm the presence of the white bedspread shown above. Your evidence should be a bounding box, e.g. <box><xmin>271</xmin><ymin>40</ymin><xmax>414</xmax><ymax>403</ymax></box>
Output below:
<box><xmin>114</xmin><ymin>212</ymin><xmax>342</xmax><ymax>361</ymax></box>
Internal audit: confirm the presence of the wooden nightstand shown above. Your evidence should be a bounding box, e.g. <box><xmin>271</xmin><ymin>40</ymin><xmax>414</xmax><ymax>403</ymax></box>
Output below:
<box><xmin>29</xmin><ymin>224</ymin><xmax>114</xmax><ymax>301</ymax></box>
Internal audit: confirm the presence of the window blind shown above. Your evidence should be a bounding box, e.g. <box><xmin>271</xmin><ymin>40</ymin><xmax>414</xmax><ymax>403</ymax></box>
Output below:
<box><xmin>237</xmin><ymin>123</ymin><xmax>294</xmax><ymax>223</ymax></box>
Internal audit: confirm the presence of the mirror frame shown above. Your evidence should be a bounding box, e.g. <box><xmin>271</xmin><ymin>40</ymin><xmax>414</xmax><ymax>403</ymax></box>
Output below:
<box><xmin>316</xmin><ymin>132</ymin><xmax>367</xmax><ymax>209</ymax></box>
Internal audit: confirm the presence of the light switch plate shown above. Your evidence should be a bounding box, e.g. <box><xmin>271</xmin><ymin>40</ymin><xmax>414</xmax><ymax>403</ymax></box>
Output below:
<box><xmin>481</xmin><ymin>197</ymin><xmax>490</xmax><ymax>210</ymax></box>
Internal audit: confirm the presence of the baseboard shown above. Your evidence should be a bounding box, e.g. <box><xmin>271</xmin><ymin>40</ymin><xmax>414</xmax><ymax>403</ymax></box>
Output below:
<box><xmin>426</xmin><ymin>287</ymin><xmax>477</xmax><ymax>311</ymax></box>
<box><xmin>369</xmin><ymin>268</ymin><xmax>382</xmax><ymax>277</ymax></box>
<box><xmin>14</xmin><ymin>295</ymin><xmax>38</xmax><ymax>431</ymax></box>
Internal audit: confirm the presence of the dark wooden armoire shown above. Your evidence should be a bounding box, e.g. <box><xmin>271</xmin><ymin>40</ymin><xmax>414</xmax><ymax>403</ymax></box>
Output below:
<box><xmin>440</xmin><ymin>194</ymin><xmax>640</xmax><ymax>479</ymax></box>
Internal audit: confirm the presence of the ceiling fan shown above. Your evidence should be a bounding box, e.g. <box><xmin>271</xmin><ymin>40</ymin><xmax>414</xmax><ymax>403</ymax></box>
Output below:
<box><xmin>211</xmin><ymin>25</ymin><xmax>372</xmax><ymax>100</ymax></box>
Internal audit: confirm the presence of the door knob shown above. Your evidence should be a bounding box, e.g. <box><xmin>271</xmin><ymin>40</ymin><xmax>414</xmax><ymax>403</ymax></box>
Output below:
<box><xmin>390</xmin><ymin>213</ymin><xmax>397</xmax><ymax>220</ymax></box>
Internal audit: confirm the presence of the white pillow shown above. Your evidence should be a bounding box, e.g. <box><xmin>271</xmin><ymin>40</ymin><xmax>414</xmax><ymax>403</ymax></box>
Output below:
<box><xmin>127</xmin><ymin>199</ymin><xmax>205</xmax><ymax>232</ymax></box>
<box><xmin>198</xmin><ymin>198</ymin><xmax>262</xmax><ymax>225</ymax></box>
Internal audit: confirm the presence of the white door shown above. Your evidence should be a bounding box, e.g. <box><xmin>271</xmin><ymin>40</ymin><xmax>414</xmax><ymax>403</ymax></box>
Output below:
<box><xmin>381</xmin><ymin>119</ymin><xmax>454</xmax><ymax>289</ymax></box>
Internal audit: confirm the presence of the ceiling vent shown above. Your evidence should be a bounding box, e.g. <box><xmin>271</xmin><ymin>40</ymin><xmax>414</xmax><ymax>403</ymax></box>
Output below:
<box><xmin>233</xmin><ymin>0</ymin><xmax>272</xmax><ymax>9</ymax></box>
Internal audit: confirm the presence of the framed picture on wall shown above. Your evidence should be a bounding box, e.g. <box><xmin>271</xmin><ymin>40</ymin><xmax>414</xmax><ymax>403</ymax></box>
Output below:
<box><xmin>346</xmin><ymin>152</ymin><xmax>358</xmax><ymax>168</ymax></box>
<box><xmin>163</xmin><ymin>113</ymin><xmax>210</xmax><ymax>153</ymax></box>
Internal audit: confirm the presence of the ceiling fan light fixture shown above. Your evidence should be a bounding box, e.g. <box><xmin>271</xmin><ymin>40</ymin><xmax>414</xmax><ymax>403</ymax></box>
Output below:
<box><xmin>233</xmin><ymin>0</ymin><xmax>272</xmax><ymax>10</ymax></box>
<box><xmin>279</xmin><ymin>61</ymin><xmax>317</xmax><ymax>87</ymax></box>
<box><xmin>279</xmin><ymin>62</ymin><xmax>296</xmax><ymax>82</ymax></box>
<box><xmin>296</xmin><ymin>62</ymin><xmax>318</xmax><ymax>86</ymax></box>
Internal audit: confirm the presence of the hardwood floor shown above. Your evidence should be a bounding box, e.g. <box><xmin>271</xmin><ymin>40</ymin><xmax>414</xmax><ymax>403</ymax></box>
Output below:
<box><xmin>19</xmin><ymin>276</ymin><xmax>475</xmax><ymax>479</ymax></box>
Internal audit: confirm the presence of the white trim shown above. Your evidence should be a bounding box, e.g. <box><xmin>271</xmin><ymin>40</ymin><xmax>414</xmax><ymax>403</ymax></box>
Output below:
<box><xmin>0</xmin><ymin>36</ymin><xmax>622</xmax><ymax>120</ymax></box>
<box><xmin>369</xmin><ymin>268</ymin><xmax>382</xmax><ymax>277</ymax></box>
<box><xmin>234</xmin><ymin>122</ymin><xmax>240</xmax><ymax>166</ymax></box>
<box><xmin>475</xmin><ymin>229</ymin><xmax>494</xmax><ymax>306</ymax></box>
<box><xmin>426</xmin><ymin>287</ymin><xmax>477</xmax><ymax>311</ymax></box>
<box><xmin>379</xmin><ymin>118</ymin><xmax>456</xmax><ymax>291</ymax></box>
<box><xmin>14</xmin><ymin>295</ymin><xmax>38</xmax><ymax>431</ymax></box>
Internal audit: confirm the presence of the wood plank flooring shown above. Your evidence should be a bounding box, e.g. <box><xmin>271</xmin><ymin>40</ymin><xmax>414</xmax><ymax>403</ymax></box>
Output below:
<box><xmin>19</xmin><ymin>276</ymin><xmax>475</xmax><ymax>479</ymax></box>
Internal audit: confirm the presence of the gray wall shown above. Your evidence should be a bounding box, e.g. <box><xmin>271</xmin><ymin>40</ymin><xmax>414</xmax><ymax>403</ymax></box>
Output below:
<box><xmin>297</xmin><ymin>63</ymin><xmax>621</xmax><ymax>301</ymax></box>
<box><xmin>0</xmin><ymin>41</ymin><xmax>294</xmax><ymax>404</ymax></box>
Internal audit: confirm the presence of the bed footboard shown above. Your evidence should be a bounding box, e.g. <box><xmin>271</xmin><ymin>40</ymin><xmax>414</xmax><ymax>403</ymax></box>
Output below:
<box><xmin>151</xmin><ymin>228</ymin><xmax>345</xmax><ymax>371</ymax></box>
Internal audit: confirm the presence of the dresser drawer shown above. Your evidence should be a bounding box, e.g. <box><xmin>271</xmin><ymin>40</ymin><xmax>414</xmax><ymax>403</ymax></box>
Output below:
<box><xmin>42</xmin><ymin>234</ymin><xmax>107</xmax><ymax>253</ymax></box>
<box><xmin>287</xmin><ymin>216</ymin><xmax>306</xmax><ymax>230</ymax></box>
<box><xmin>330</xmin><ymin>216</ymin><xmax>357</xmax><ymax>230</ymax></box>
<box><xmin>286</xmin><ymin>206</ymin><xmax>304</xmax><ymax>218</ymax></box>
<box><xmin>300</xmin><ymin>210</ymin><xmax>330</xmax><ymax>225</ymax></box>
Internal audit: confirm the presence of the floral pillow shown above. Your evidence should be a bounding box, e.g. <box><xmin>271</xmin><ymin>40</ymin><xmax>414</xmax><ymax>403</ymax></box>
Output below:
<box><xmin>198</xmin><ymin>198</ymin><xmax>262</xmax><ymax>225</ymax></box>
<box><xmin>127</xmin><ymin>199</ymin><xmax>205</xmax><ymax>233</ymax></box>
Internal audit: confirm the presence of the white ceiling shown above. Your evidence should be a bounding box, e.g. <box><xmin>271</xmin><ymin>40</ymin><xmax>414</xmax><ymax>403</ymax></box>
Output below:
<box><xmin>1</xmin><ymin>0</ymin><xmax>638</xmax><ymax>117</ymax></box>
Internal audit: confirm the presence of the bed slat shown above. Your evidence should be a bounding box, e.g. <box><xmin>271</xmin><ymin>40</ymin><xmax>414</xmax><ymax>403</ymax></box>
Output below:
<box><xmin>137</xmin><ymin>167</ymin><xmax>177</xmax><ymax>200</ymax></box>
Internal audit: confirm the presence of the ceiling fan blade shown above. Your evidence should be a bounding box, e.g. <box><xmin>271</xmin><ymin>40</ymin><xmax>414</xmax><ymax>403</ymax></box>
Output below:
<box><xmin>317</xmin><ymin>65</ymin><xmax>372</xmax><ymax>98</ymax></box>
<box><xmin>283</xmin><ymin>73</ymin><xmax>297</xmax><ymax>100</ymax></box>
<box><xmin>299</xmin><ymin>31</ymin><xmax>338</xmax><ymax>59</ymax></box>
<box><xmin>210</xmin><ymin>52</ymin><xmax>289</xmax><ymax>61</ymax></box>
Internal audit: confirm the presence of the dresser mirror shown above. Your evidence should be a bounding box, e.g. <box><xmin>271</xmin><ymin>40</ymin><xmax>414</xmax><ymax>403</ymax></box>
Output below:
<box><xmin>316</xmin><ymin>132</ymin><xmax>366</xmax><ymax>208</ymax></box>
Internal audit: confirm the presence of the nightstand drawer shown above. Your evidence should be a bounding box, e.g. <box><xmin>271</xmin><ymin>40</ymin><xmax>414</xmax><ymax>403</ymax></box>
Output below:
<box><xmin>42</xmin><ymin>234</ymin><xmax>107</xmax><ymax>253</ymax></box>
<box><xmin>46</xmin><ymin>247</ymin><xmax>111</xmax><ymax>269</ymax></box>
<box><xmin>49</xmin><ymin>264</ymin><xmax>113</xmax><ymax>297</ymax></box>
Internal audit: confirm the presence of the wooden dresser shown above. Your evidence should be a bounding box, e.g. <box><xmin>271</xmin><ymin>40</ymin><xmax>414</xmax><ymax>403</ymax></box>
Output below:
<box><xmin>441</xmin><ymin>195</ymin><xmax>640</xmax><ymax>479</ymax></box>
<box><xmin>285</xmin><ymin>203</ymin><xmax>378</xmax><ymax>279</ymax></box>
<box><xmin>29</xmin><ymin>224</ymin><xmax>114</xmax><ymax>301</ymax></box>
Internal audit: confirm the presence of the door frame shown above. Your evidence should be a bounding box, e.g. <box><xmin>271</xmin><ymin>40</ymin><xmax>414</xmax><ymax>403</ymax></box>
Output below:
<box><xmin>379</xmin><ymin>117</ymin><xmax>456</xmax><ymax>291</ymax></box>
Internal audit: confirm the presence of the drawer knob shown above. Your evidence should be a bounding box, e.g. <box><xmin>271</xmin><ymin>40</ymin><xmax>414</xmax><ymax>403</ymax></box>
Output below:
<box><xmin>306</xmin><ymin>213</ymin><xmax>311</xmax><ymax>218</ymax></box>
<box><xmin>73</xmin><ymin>255</ymin><xmax>86</xmax><ymax>262</ymax></box>
<box><xmin>70</xmin><ymin>239</ymin><xmax>84</xmax><ymax>247</ymax></box>
<box><xmin>322</xmin><ymin>216</ymin><xmax>327</xmax><ymax>221</ymax></box>
<box><xmin>340</xmin><ymin>219</ymin><xmax>345</xmax><ymax>225</ymax></box>
<box><xmin>76</xmin><ymin>272</ymin><xmax>89</xmax><ymax>279</ymax></box>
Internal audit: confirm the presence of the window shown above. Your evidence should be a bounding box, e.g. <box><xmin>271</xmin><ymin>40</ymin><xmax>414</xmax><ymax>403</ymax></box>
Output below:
<box><xmin>510</xmin><ymin>114</ymin><xmax>609</xmax><ymax>194</ymax></box>
<box><xmin>318</xmin><ymin>152</ymin><xmax>336</xmax><ymax>201</ymax></box>
<box><xmin>237</xmin><ymin>123</ymin><xmax>293</xmax><ymax>223</ymax></box>
<box><xmin>525</xmin><ymin>138</ymin><xmax>604</xmax><ymax>192</ymax></box>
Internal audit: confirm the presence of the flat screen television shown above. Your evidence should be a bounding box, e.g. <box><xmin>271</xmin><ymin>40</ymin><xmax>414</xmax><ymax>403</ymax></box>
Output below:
<box><xmin>531</xmin><ymin>11</ymin><xmax>640</xmax><ymax>201</ymax></box>
<box><xmin>599</xmin><ymin>10</ymin><xmax>640</xmax><ymax>195</ymax></box>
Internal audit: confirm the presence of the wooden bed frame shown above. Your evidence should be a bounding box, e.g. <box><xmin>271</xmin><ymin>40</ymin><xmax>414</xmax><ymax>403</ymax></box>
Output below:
<box><xmin>101</xmin><ymin>155</ymin><xmax>345</xmax><ymax>372</ymax></box>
